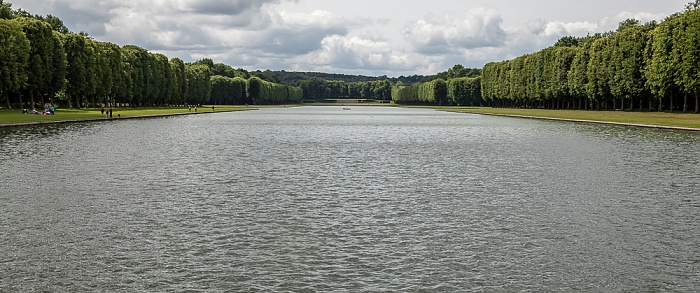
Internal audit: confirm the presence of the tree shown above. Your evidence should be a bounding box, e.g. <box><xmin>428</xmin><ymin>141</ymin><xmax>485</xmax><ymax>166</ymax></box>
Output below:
<box><xmin>678</xmin><ymin>8</ymin><xmax>700</xmax><ymax>113</ymax></box>
<box><xmin>210</xmin><ymin>75</ymin><xmax>235</xmax><ymax>105</ymax></box>
<box><xmin>16</xmin><ymin>17</ymin><xmax>63</xmax><ymax>108</ymax></box>
<box><xmin>170</xmin><ymin>58</ymin><xmax>187</xmax><ymax>106</ymax></box>
<box><xmin>587</xmin><ymin>34</ymin><xmax>614</xmax><ymax>110</ymax></box>
<box><xmin>0</xmin><ymin>18</ymin><xmax>30</xmax><ymax>109</ymax></box>
<box><xmin>185</xmin><ymin>63</ymin><xmax>211</xmax><ymax>105</ymax></box>
<box><xmin>609</xmin><ymin>19</ymin><xmax>651</xmax><ymax>110</ymax></box>
<box><xmin>0</xmin><ymin>0</ymin><xmax>13</xmax><ymax>19</ymax></box>
<box><xmin>646</xmin><ymin>14</ymin><xmax>681</xmax><ymax>111</ymax></box>
<box><xmin>61</xmin><ymin>33</ymin><xmax>95</xmax><ymax>108</ymax></box>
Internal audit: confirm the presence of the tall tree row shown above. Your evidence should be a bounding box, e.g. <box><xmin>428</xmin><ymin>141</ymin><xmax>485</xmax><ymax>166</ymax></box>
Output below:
<box><xmin>482</xmin><ymin>4</ymin><xmax>700</xmax><ymax>113</ymax></box>
<box><xmin>0</xmin><ymin>18</ymin><xmax>30</xmax><ymax>109</ymax></box>
<box><xmin>0</xmin><ymin>1</ymin><xmax>303</xmax><ymax>110</ymax></box>
<box><xmin>247</xmin><ymin>76</ymin><xmax>302</xmax><ymax>104</ymax></box>
<box><xmin>297</xmin><ymin>78</ymin><xmax>394</xmax><ymax>101</ymax></box>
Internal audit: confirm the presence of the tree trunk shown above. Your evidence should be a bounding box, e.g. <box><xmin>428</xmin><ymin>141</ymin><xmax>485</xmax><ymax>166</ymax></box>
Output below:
<box><xmin>629</xmin><ymin>98</ymin><xmax>634</xmax><ymax>111</ymax></box>
<box><xmin>638</xmin><ymin>97</ymin><xmax>642</xmax><ymax>111</ymax></box>
<box><xmin>648</xmin><ymin>96</ymin><xmax>653</xmax><ymax>112</ymax></box>
<box><xmin>4</xmin><ymin>94</ymin><xmax>10</xmax><ymax>110</ymax></box>
<box><xmin>670</xmin><ymin>95</ymin><xmax>674</xmax><ymax>112</ymax></box>
<box><xmin>696</xmin><ymin>92</ymin><xmax>699</xmax><ymax>114</ymax></box>
<box><xmin>29</xmin><ymin>91</ymin><xmax>36</xmax><ymax>110</ymax></box>
<box><xmin>659</xmin><ymin>96</ymin><xmax>663</xmax><ymax>112</ymax></box>
<box><xmin>683</xmin><ymin>93</ymin><xmax>688</xmax><ymax>113</ymax></box>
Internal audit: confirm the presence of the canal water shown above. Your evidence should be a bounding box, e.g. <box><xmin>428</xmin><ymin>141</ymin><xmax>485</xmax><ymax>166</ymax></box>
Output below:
<box><xmin>1</xmin><ymin>106</ymin><xmax>698</xmax><ymax>291</ymax></box>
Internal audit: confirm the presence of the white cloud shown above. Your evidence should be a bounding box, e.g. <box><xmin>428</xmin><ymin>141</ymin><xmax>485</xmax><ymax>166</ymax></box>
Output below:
<box><xmin>285</xmin><ymin>34</ymin><xmax>443</xmax><ymax>76</ymax></box>
<box><xmin>402</xmin><ymin>8</ymin><xmax>507</xmax><ymax>54</ymax></box>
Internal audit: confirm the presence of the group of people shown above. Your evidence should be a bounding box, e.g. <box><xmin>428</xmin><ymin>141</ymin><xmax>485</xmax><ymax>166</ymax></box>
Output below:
<box><xmin>187</xmin><ymin>104</ymin><xmax>215</xmax><ymax>112</ymax></box>
<box><xmin>22</xmin><ymin>103</ymin><xmax>55</xmax><ymax>115</ymax></box>
<box><xmin>99</xmin><ymin>106</ymin><xmax>113</xmax><ymax>118</ymax></box>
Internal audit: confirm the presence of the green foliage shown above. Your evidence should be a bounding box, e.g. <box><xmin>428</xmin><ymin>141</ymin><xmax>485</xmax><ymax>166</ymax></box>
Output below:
<box><xmin>185</xmin><ymin>63</ymin><xmax>211</xmax><ymax>105</ymax></box>
<box><xmin>0</xmin><ymin>18</ymin><xmax>30</xmax><ymax>106</ymax></box>
<box><xmin>0</xmin><ymin>0</ymin><xmax>13</xmax><ymax>19</ymax></box>
<box><xmin>447</xmin><ymin>77</ymin><xmax>482</xmax><ymax>106</ymax></box>
<box><xmin>210</xmin><ymin>75</ymin><xmax>247</xmax><ymax>104</ymax></box>
<box><xmin>246</xmin><ymin>76</ymin><xmax>302</xmax><ymax>104</ymax></box>
<box><xmin>481</xmin><ymin>5</ymin><xmax>700</xmax><ymax>112</ymax></box>
<box><xmin>392</xmin><ymin>83</ymin><xmax>419</xmax><ymax>104</ymax></box>
<box><xmin>61</xmin><ymin>33</ymin><xmax>94</xmax><ymax>107</ymax></box>
<box><xmin>414</xmin><ymin>78</ymin><xmax>448</xmax><ymax>104</ymax></box>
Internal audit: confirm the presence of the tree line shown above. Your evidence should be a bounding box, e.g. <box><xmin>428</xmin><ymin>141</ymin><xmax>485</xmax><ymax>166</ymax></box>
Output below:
<box><xmin>481</xmin><ymin>3</ymin><xmax>700</xmax><ymax>113</ymax></box>
<box><xmin>0</xmin><ymin>1</ymin><xmax>302</xmax><ymax>110</ymax></box>
<box><xmin>390</xmin><ymin>64</ymin><xmax>484</xmax><ymax>106</ymax></box>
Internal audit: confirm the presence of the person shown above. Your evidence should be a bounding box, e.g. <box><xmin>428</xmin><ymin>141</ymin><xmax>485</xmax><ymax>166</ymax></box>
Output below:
<box><xmin>212</xmin><ymin>105</ymin><xmax>215</xmax><ymax>112</ymax></box>
<box><xmin>22</xmin><ymin>108</ymin><xmax>28</xmax><ymax>114</ymax></box>
<box><xmin>100</xmin><ymin>106</ymin><xmax>104</xmax><ymax>116</ymax></box>
<box><xmin>194</xmin><ymin>106</ymin><xmax>197</xmax><ymax>112</ymax></box>
<box><xmin>50</xmin><ymin>106</ymin><xmax>55</xmax><ymax>115</ymax></box>
<box><xmin>109</xmin><ymin>107</ymin><xmax>113</xmax><ymax>118</ymax></box>
<box><xmin>188</xmin><ymin>105</ymin><xmax>191</xmax><ymax>111</ymax></box>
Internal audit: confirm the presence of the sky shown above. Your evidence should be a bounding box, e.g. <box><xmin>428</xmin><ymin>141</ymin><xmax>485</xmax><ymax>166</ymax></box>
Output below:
<box><xmin>9</xmin><ymin>0</ymin><xmax>688</xmax><ymax>77</ymax></box>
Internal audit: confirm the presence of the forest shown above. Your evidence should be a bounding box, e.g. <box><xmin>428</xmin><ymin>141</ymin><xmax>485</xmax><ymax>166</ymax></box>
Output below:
<box><xmin>481</xmin><ymin>3</ymin><xmax>700</xmax><ymax>113</ymax></box>
<box><xmin>2</xmin><ymin>0</ymin><xmax>699</xmax><ymax>111</ymax></box>
<box><xmin>0</xmin><ymin>1</ymin><xmax>302</xmax><ymax>109</ymax></box>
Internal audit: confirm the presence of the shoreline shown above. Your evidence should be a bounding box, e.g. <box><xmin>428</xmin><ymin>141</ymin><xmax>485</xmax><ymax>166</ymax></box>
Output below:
<box><xmin>454</xmin><ymin>111</ymin><xmax>700</xmax><ymax>132</ymax></box>
<box><xmin>3</xmin><ymin>105</ymin><xmax>697</xmax><ymax>133</ymax></box>
<box><xmin>0</xmin><ymin>109</ymin><xmax>250</xmax><ymax>128</ymax></box>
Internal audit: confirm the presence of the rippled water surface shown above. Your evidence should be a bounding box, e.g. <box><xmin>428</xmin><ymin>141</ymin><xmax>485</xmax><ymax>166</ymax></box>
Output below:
<box><xmin>1</xmin><ymin>106</ymin><xmax>699</xmax><ymax>292</ymax></box>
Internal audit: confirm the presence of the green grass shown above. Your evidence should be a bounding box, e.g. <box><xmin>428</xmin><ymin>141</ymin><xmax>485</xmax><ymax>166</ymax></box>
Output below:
<box><xmin>443</xmin><ymin>107</ymin><xmax>700</xmax><ymax>129</ymax></box>
<box><xmin>4</xmin><ymin>104</ymin><xmax>698</xmax><ymax>130</ymax></box>
<box><xmin>0</xmin><ymin>105</ymin><xmax>253</xmax><ymax>125</ymax></box>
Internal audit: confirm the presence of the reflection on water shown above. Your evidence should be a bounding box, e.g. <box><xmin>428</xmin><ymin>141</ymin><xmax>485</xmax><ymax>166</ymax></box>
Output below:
<box><xmin>1</xmin><ymin>106</ymin><xmax>699</xmax><ymax>292</ymax></box>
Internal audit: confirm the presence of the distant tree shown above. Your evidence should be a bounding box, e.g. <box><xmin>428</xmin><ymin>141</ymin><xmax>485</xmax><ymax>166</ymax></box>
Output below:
<box><xmin>646</xmin><ymin>14</ymin><xmax>681</xmax><ymax>111</ymax></box>
<box><xmin>0</xmin><ymin>0</ymin><xmax>13</xmax><ymax>19</ymax></box>
<box><xmin>170</xmin><ymin>58</ymin><xmax>187</xmax><ymax>106</ymax></box>
<box><xmin>61</xmin><ymin>33</ymin><xmax>94</xmax><ymax>108</ymax></box>
<box><xmin>678</xmin><ymin>8</ymin><xmax>700</xmax><ymax>113</ymax></box>
<box><xmin>41</xmin><ymin>15</ymin><xmax>70</xmax><ymax>33</ymax></box>
<box><xmin>16</xmin><ymin>17</ymin><xmax>61</xmax><ymax>108</ymax></box>
<box><xmin>554</xmin><ymin>36</ymin><xmax>580</xmax><ymax>47</ymax></box>
<box><xmin>211</xmin><ymin>75</ymin><xmax>235</xmax><ymax>105</ymax></box>
<box><xmin>0</xmin><ymin>18</ymin><xmax>30</xmax><ymax>109</ymax></box>
<box><xmin>185</xmin><ymin>63</ymin><xmax>211</xmax><ymax>105</ymax></box>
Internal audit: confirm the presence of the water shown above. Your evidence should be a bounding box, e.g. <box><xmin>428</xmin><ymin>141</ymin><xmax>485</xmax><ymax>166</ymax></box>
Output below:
<box><xmin>1</xmin><ymin>106</ymin><xmax>699</xmax><ymax>292</ymax></box>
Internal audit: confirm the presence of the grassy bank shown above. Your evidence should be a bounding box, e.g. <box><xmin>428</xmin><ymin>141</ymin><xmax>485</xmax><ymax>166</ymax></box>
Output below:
<box><xmin>440</xmin><ymin>107</ymin><xmax>700</xmax><ymax>130</ymax></box>
<box><xmin>0</xmin><ymin>106</ymin><xmax>253</xmax><ymax>126</ymax></box>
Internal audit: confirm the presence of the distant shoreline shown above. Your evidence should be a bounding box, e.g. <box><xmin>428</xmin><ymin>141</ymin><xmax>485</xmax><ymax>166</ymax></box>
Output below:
<box><xmin>3</xmin><ymin>105</ymin><xmax>698</xmax><ymax>133</ymax></box>
<box><xmin>0</xmin><ymin>109</ymin><xmax>251</xmax><ymax>128</ymax></box>
<box><xmin>446</xmin><ymin>110</ymin><xmax>700</xmax><ymax>132</ymax></box>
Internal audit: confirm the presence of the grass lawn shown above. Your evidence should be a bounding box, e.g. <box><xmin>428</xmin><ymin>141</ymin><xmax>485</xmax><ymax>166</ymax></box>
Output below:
<box><xmin>0</xmin><ymin>105</ymin><xmax>253</xmax><ymax>125</ymax></box>
<box><xmin>439</xmin><ymin>107</ymin><xmax>700</xmax><ymax>130</ymax></box>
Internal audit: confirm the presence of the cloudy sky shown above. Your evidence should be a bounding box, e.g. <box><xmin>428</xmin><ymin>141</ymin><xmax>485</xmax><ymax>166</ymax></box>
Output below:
<box><xmin>10</xmin><ymin>0</ymin><xmax>687</xmax><ymax>77</ymax></box>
